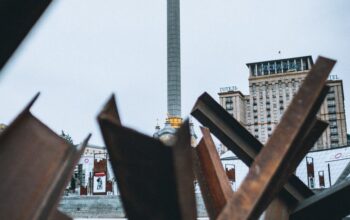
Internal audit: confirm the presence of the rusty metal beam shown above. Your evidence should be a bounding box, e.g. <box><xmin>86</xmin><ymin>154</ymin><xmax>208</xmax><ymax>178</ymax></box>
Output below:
<box><xmin>217</xmin><ymin>56</ymin><xmax>336</xmax><ymax>220</ymax></box>
<box><xmin>0</xmin><ymin>93</ymin><xmax>90</xmax><ymax>220</ymax></box>
<box><xmin>290</xmin><ymin>179</ymin><xmax>350</xmax><ymax>220</ymax></box>
<box><xmin>191</xmin><ymin>92</ymin><xmax>313</xmax><ymax>203</ymax></box>
<box><xmin>264</xmin><ymin>198</ymin><xmax>291</xmax><ymax>220</ymax></box>
<box><xmin>97</xmin><ymin>94</ymin><xmax>121</xmax><ymax>125</ymax></box>
<box><xmin>193</xmin><ymin>127</ymin><xmax>233</xmax><ymax>219</ymax></box>
<box><xmin>98</xmin><ymin>95</ymin><xmax>196</xmax><ymax>220</ymax></box>
<box><xmin>264</xmin><ymin>119</ymin><xmax>328</xmax><ymax>220</ymax></box>
<box><xmin>0</xmin><ymin>0</ymin><xmax>52</xmax><ymax>71</ymax></box>
<box><xmin>286</xmin><ymin>119</ymin><xmax>328</xmax><ymax>178</ymax></box>
<box><xmin>172</xmin><ymin>120</ymin><xmax>197</xmax><ymax>220</ymax></box>
<box><xmin>191</xmin><ymin>92</ymin><xmax>260</xmax><ymax>166</ymax></box>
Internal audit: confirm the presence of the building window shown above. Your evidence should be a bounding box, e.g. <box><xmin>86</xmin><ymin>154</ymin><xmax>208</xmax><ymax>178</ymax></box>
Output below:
<box><xmin>225</xmin><ymin>97</ymin><xmax>232</xmax><ymax>102</ymax></box>
<box><xmin>329</xmin><ymin>114</ymin><xmax>337</xmax><ymax>120</ymax></box>
<box><xmin>282</xmin><ymin>61</ymin><xmax>288</xmax><ymax>72</ymax></box>
<box><xmin>296</xmin><ymin>59</ymin><xmax>302</xmax><ymax>71</ymax></box>
<box><xmin>302</xmin><ymin>57</ymin><xmax>309</xmax><ymax>70</ymax></box>
<box><xmin>289</xmin><ymin>60</ymin><xmax>296</xmax><ymax>70</ymax></box>
<box><xmin>267</xmin><ymin>116</ymin><xmax>271</xmax><ymax>122</ymax></box>
<box><xmin>280</xmin><ymin>108</ymin><xmax>284</xmax><ymax>115</ymax></box>
<box><xmin>331</xmin><ymin>134</ymin><xmax>339</xmax><ymax>140</ymax></box>
<box><xmin>330</xmin><ymin>121</ymin><xmax>337</xmax><ymax>128</ymax></box>
<box><xmin>328</xmin><ymin>107</ymin><xmax>336</xmax><ymax>113</ymax></box>
<box><xmin>263</xmin><ymin>64</ymin><xmax>269</xmax><ymax>75</ymax></box>
<box><xmin>327</xmin><ymin>100</ymin><xmax>336</xmax><ymax>107</ymax></box>
<box><xmin>274</xmin><ymin>62</ymin><xmax>279</xmax><ymax>73</ymax></box>
<box><xmin>226</xmin><ymin>102</ymin><xmax>233</xmax><ymax>110</ymax></box>
<box><xmin>327</xmin><ymin>94</ymin><xmax>335</xmax><ymax>100</ymax></box>
<box><xmin>257</xmin><ymin>65</ymin><xmax>262</xmax><ymax>76</ymax></box>
<box><xmin>330</xmin><ymin>128</ymin><xmax>338</xmax><ymax>135</ymax></box>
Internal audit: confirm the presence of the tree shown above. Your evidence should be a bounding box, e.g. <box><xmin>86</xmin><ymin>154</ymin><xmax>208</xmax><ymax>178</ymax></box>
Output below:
<box><xmin>61</xmin><ymin>130</ymin><xmax>77</xmax><ymax>194</ymax></box>
<box><xmin>61</xmin><ymin>130</ymin><xmax>74</xmax><ymax>145</ymax></box>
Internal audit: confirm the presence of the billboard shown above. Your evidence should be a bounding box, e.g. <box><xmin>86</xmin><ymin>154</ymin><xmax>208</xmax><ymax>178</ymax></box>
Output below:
<box><xmin>93</xmin><ymin>172</ymin><xmax>106</xmax><ymax>194</ymax></box>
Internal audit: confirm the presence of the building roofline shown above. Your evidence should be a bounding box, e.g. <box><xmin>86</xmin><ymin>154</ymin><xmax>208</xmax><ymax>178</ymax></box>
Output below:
<box><xmin>326</xmin><ymin>79</ymin><xmax>343</xmax><ymax>83</ymax></box>
<box><xmin>218</xmin><ymin>90</ymin><xmax>246</xmax><ymax>97</ymax></box>
<box><xmin>246</xmin><ymin>55</ymin><xmax>314</xmax><ymax>67</ymax></box>
<box><xmin>86</xmin><ymin>144</ymin><xmax>106</xmax><ymax>149</ymax></box>
<box><xmin>221</xmin><ymin>145</ymin><xmax>350</xmax><ymax>160</ymax></box>
<box><xmin>309</xmin><ymin>144</ymin><xmax>350</xmax><ymax>153</ymax></box>
<box><xmin>248</xmin><ymin>71</ymin><xmax>308</xmax><ymax>81</ymax></box>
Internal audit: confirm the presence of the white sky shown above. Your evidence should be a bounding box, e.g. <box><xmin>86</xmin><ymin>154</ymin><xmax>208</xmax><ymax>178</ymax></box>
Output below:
<box><xmin>0</xmin><ymin>0</ymin><xmax>349</xmax><ymax>145</ymax></box>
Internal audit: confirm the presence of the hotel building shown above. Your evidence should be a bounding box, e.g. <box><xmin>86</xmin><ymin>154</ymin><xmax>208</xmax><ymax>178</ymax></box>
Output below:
<box><xmin>219</xmin><ymin>56</ymin><xmax>347</xmax><ymax>150</ymax></box>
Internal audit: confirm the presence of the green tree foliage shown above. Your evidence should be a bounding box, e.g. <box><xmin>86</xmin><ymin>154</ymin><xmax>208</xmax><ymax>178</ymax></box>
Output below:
<box><xmin>61</xmin><ymin>130</ymin><xmax>74</xmax><ymax>145</ymax></box>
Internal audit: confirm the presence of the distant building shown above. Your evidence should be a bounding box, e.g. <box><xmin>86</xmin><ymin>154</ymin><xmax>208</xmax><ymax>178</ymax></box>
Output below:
<box><xmin>219</xmin><ymin>56</ymin><xmax>347</xmax><ymax>150</ymax></box>
<box><xmin>68</xmin><ymin>144</ymin><xmax>116</xmax><ymax>196</ymax></box>
<box><xmin>83</xmin><ymin>144</ymin><xmax>107</xmax><ymax>157</ymax></box>
<box><xmin>221</xmin><ymin>145</ymin><xmax>350</xmax><ymax>190</ymax></box>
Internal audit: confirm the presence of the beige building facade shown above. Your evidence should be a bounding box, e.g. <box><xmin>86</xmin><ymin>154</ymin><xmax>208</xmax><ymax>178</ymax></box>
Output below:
<box><xmin>219</xmin><ymin>56</ymin><xmax>347</xmax><ymax>150</ymax></box>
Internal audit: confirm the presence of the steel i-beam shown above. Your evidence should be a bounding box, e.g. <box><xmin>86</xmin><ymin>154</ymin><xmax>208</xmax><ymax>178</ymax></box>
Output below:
<box><xmin>0</xmin><ymin>93</ymin><xmax>90</xmax><ymax>220</ymax></box>
<box><xmin>98</xmin><ymin>95</ymin><xmax>196</xmax><ymax>220</ymax></box>
<box><xmin>193</xmin><ymin>127</ymin><xmax>233</xmax><ymax>219</ymax></box>
<box><xmin>217</xmin><ymin>56</ymin><xmax>336</xmax><ymax>220</ymax></box>
<box><xmin>0</xmin><ymin>0</ymin><xmax>53</xmax><ymax>71</ymax></box>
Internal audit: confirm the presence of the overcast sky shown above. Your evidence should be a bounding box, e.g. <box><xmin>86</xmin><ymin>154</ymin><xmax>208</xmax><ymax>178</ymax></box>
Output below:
<box><xmin>1</xmin><ymin>0</ymin><xmax>349</xmax><ymax>146</ymax></box>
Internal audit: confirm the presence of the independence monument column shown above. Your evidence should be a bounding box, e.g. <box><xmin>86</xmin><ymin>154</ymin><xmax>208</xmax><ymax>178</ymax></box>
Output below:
<box><xmin>167</xmin><ymin>0</ymin><xmax>182</xmax><ymax>128</ymax></box>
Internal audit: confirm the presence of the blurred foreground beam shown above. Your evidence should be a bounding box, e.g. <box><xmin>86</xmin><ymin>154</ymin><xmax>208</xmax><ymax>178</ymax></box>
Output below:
<box><xmin>290</xmin><ymin>179</ymin><xmax>350</xmax><ymax>220</ymax></box>
<box><xmin>191</xmin><ymin>92</ymin><xmax>314</xmax><ymax>203</ymax></box>
<box><xmin>0</xmin><ymin>0</ymin><xmax>52</xmax><ymax>71</ymax></box>
<box><xmin>193</xmin><ymin>127</ymin><xmax>233</xmax><ymax>219</ymax></box>
<box><xmin>217</xmin><ymin>56</ymin><xmax>336</xmax><ymax>220</ymax></box>
<box><xmin>0</xmin><ymin>93</ymin><xmax>90</xmax><ymax>220</ymax></box>
<box><xmin>49</xmin><ymin>210</ymin><xmax>72</xmax><ymax>220</ymax></box>
<box><xmin>98</xmin><ymin>95</ymin><xmax>196</xmax><ymax>220</ymax></box>
<box><xmin>191</xmin><ymin>91</ymin><xmax>328</xmax><ymax>219</ymax></box>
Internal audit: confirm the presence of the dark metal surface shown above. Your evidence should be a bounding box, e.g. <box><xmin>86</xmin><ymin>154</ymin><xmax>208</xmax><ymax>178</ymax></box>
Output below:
<box><xmin>191</xmin><ymin>92</ymin><xmax>313</xmax><ymax>203</ymax></box>
<box><xmin>98</xmin><ymin>95</ymin><xmax>196</xmax><ymax>220</ymax></box>
<box><xmin>335</xmin><ymin>161</ymin><xmax>350</xmax><ymax>185</ymax></box>
<box><xmin>217</xmin><ymin>56</ymin><xmax>336</xmax><ymax>220</ymax></box>
<box><xmin>171</xmin><ymin>120</ymin><xmax>197</xmax><ymax>220</ymax></box>
<box><xmin>49</xmin><ymin>210</ymin><xmax>72</xmax><ymax>220</ymax></box>
<box><xmin>193</xmin><ymin>127</ymin><xmax>233</xmax><ymax>219</ymax></box>
<box><xmin>0</xmin><ymin>94</ymin><xmax>90</xmax><ymax>220</ymax></box>
<box><xmin>0</xmin><ymin>0</ymin><xmax>52</xmax><ymax>71</ymax></box>
<box><xmin>264</xmin><ymin>198</ymin><xmax>291</xmax><ymax>220</ymax></box>
<box><xmin>97</xmin><ymin>94</ymin><xmax>121</xmax><ymax>125</ymax></box>
<box><xmin>290</xmin><ymin>179</ymin><xmax>350</xmax><ymax>220</ymax></box>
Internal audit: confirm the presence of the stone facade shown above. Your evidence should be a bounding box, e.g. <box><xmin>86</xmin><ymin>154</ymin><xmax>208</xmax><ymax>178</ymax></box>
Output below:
<box><xmin>219</xmin><ymin>56</ymin><xmax>347</xmax><ymax>150</ymax></box>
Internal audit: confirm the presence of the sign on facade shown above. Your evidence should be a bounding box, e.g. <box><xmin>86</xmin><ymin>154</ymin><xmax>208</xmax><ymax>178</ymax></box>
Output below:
<box><xmin>93</xmin><ymin>172</ymin><xmax>106</xmax><ymax>194</ymax></box>
<box><xmin>220</xmin><ymin>86</ymin><xmax>237</xmax><ymax>93</ymax></box>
